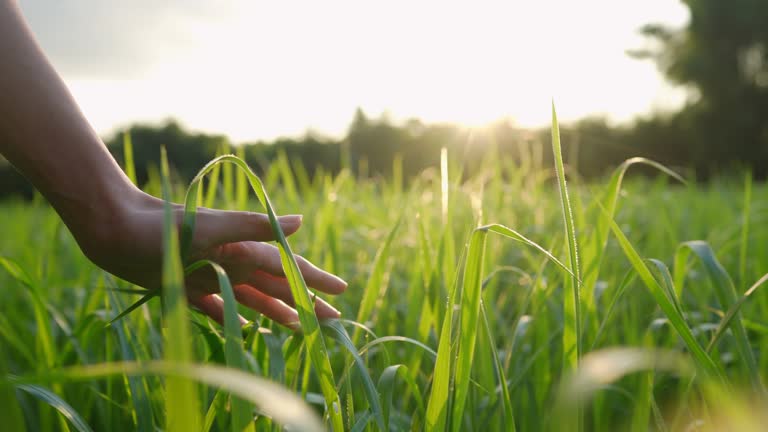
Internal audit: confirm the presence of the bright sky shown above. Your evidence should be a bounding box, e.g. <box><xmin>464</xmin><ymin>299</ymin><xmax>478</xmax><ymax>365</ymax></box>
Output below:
<box><xmin>20</xmin><ymin>1</ymin><xmax>689</xmax><ymax>142</ymax></box>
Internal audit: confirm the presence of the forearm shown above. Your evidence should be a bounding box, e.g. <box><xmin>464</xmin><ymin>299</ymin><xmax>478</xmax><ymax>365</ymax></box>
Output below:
<box><xmin>0</xmin><ymin>1</ymin><xmax>136</xmax><ymax>232</ymax></box>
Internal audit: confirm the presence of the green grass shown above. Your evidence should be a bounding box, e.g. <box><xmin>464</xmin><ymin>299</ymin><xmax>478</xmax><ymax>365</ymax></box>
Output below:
<box><xmin>2</xmin><ymin>114</ymin><xmax>768</xmax><ymax>430</ymax></box>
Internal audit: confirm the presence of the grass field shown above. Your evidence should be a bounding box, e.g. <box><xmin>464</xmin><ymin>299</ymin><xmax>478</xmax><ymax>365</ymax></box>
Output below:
<box><xmin>1</xmin><ymin>115</ymin><xmax>767</xmax><ymax>431</ymax></box>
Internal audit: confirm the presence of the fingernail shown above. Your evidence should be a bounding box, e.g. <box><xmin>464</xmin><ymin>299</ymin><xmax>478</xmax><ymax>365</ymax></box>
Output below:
<box><xmin>325</xmin><ymin>304</ymin><xmax>342</xmax><ymax>318</ymax></box>
<box><xmin>278</xmin><ymin>215</ymin><xmax>303</xmax><ymax>226</ymax></box>
<box><xmin>332</xmin><ymin>275</ymin><xmax>348</xmax><ymax>292</ymax></box>
<box><xmin>286</xmin><ymin>320</ymin><xmax>303</xmax><ymax>332</ymax></box>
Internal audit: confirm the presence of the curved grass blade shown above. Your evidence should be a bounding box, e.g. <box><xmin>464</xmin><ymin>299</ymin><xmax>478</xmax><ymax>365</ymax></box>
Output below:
<box><xmin>203</xmin><ymin>150</ymin><xmax>222</xmax><ymax>208</ymax></box>
<box><xmin>15</xmin><ymin>383</ymin><xmax>93</xmax><ymax>432</ymax></box>
<box><xmin>674</xmin><ymin>241</ymin><xmax>761</xmax><ymax>390</ymax></box>
<box><xmin>581</xmin><ymin>157</ymin><xmax>684</xmax><ymax>344</ymax></box>
<box><xmin>603</xmin><ymin>208</ymin><xmax>723</xmax><ymax>381</ymax></box>
<box><xmin>180</xmin><ymin>155</ymin><xmax>342</xmax><ymax>430</ymax></box>
<box><xmin>9</xmin><ymin>361</ymin><xmax>324</xmax><ymax>432</ymax></box>
<box><xmin>358</xmin><ymin>335</ymin><xmax>437</xmax><ymax>359</ymax></box>
<box><xmin>484</xmin><ymin>224</ymin><xmax>574</xmax><ymax>278</ymax></box>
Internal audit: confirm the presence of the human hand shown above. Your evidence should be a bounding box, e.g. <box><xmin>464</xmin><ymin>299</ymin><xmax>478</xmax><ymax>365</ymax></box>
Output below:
<box><xmin>76</xmin><ymin>188</ymin><xmax>346</xmax><ymax>330</ymax></box>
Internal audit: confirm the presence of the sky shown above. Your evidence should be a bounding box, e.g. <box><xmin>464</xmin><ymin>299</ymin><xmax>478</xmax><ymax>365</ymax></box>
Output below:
<box><xmin>19</xmin><ymin>1</ymin><xmax>689</xmax><ymax>143</ymax></box>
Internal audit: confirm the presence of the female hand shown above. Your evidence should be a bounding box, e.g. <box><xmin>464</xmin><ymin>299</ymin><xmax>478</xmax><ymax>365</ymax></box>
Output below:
<box><xmin>77</xmin><ymin>189</ymin><xmax>346</xmax><ymax>330</ymax></box>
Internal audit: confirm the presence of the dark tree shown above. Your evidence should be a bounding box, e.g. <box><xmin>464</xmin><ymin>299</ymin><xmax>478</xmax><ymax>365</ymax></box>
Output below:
<box><xmin>634</xmin><ymin>0</ymin><xmax>768</xmax><ymax>177</ymax></box>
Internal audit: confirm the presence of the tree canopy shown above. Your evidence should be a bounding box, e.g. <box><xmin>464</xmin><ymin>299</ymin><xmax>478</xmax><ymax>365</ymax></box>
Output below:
<box><xmin>635</xmin><ymin>0</ymin><xmax>768</xmax><ymax>176</ymax></box>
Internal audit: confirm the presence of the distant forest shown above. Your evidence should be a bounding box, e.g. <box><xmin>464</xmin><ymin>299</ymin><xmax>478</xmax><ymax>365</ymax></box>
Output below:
<box><xmin>2</xmin><ymin>0</ymin><xmax>767</xmax><ymax>199</ymax></box>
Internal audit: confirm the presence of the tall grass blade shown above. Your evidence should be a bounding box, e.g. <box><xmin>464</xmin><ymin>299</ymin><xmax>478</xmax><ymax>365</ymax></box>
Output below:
<box><xmin>425</xmin><ymin>245</ymin><xmax>466</xmax><ymax>431</ymax></box>
<box><xmin>451</xmin><ymin>229</ymin><xmax>487</xmax><ymax>432</ymax></box>
<box><xmin>185</xmin><ymin>260</ymin><xmax>254</xmax><ymax>432</ymax></box>
<box><xmin>236</xmin><ymin>146</ymin><xmax>248</xmax><ymax>209</ymax></box>
<box><xmin>159</xmin><ymin>147</ymin><xmax>201</xmax><ymax>431</ymax></box>
<box><xmin>551</xmin><ymin>102</ymin><xmax>582</xmax><ymax>370</ymax></box>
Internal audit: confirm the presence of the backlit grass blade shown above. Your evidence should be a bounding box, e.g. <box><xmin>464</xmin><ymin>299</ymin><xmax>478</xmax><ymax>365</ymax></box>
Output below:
<box><xmin>603</xmin><ymin>209</ymin><xmax>723</xmax><ymax>380</ymax></box>
<box><xmin>204</xmin><ymin>146</ymin><xmax>224</xmax><ymax>208</ymax></box>
<box><xmin>185</xmin><ymin>259</ymin><xmax>254</xmax><ymax>432</ymax></box>
<box><xmin>179</xmin><ymin>155</ymin><xmax>343</xmax><ymax>430</ymax></box>
<box><xmin>122</xmin><ymin>131</ymin><xmax>136</xmax><ymax>186</ymax></box>
<box><xmin>10</xmin><ymin>362</ymin><xmax>324</xmax><ymax>432</ymax></box>
<box><xmin>235</xmin><ymin>146</ymin><xmax>248</xmax><ymax>209</ymax></box>
<box><xmin>451</xmin><ymin>229</ymin><xmax>487</xmax><ymax>432</ymax></box>
<box><xmin>674</xmin><ymin>241</ymin><xmax>761</xmax><ymax>390</ymax></box>
<box><xmin>425</xmin><ymin>244</ymin><xmax>467</xmax><ymax>431</ymax></box>
<box><xmin>551</xmin><ymin>102</ymin><xmax>582</xmax><ymax>370</ymax></box>
<box><xmin>159</xmin><ymin>147</ymin><xmax>201</xmax><ymax>431</ymax></box>
<box><xmin>15</xmin><ymin>383</ymin><xmax>93</xmax><ymax>432</ymax></box>
<box><xmin>276</xmin><ymin>149</ymin><xmax>299</xmax><ymax>204</ymax></box>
